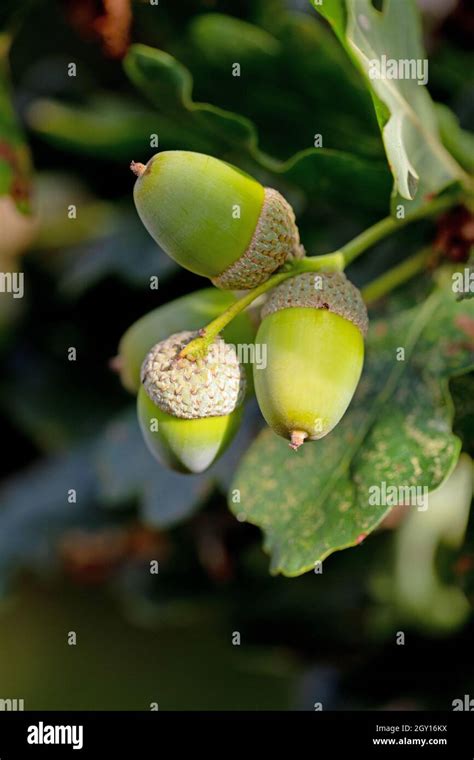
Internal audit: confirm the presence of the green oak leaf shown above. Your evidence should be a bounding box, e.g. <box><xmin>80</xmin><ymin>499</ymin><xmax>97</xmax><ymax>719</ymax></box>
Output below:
<box><xmin>26</xmin><ymin>95</ymin><xmax>215</xmax><ymax>160</ymax></box>
<box><xmin>310</xmin><ymin>0</ymin><xmax>346</xmax><ymax>39</ymax></box>
<box><xmin>189</xmin><ymin>13</ymin><xmax>281</xmax><ymax>70</ymax></box>
<box><xmin>230</xmin><ymin>283</ymin><xmax>474</xmax><ymax>576</ymax></box>
<box><xmin>95</xmin><ymin>405</ymin><xmax>260</xmax><ymax>528</ymax></box>
<box><xmin>310</xmin><ymin>0</ymin><xmax>469</xmax><ymax>215</ymax></box>
<box><xmin>95</xmin><ymin>409</ymin><xmax>212</xmax><ymax>528</ymax></box>
<box><xmin>123</xmin><ymin>44</ymin><xmax>391</xmax><ymax>211</ymax></box>
<box><xmin>28</xmin><ymin>29</ymin><xmax>391</xmax><ymax>211</ymax></box>
<box><xmin>188</xmin><ymin>13</ymin><xmax>383</xmax><ymax>160</ymax></box>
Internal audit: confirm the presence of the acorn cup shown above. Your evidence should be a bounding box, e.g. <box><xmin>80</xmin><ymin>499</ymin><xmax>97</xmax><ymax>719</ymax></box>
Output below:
<box><xmin>116</xmin><ymin>287</ymin><xmax>256</xmax><ymax>393</ymax></box>
<box><xmin>131</xmin><ymin>151</ymin><xmax>304</xmax><ymax>290</ymax></box>
<box><xmin>138</xmin><ymin>331</ymin><xmax>246</xmax><ymax>474</ymax></box>
<box><xmin>253</xmin><ymin>272</ymin><xmax>368</xmax><ymax>450</ymax></box>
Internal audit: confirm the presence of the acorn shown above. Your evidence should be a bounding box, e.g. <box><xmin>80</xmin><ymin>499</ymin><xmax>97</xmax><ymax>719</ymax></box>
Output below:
<box><xmin>131</xmin><ymin>151</ymin><xmax>304</xmax><ymax>289</ymax></box>
<box><xmin>138</xmin><ymin>330</ymin><xmax>246</xmax><ymax>474</ymax></box>
<box><xmin>253</xmin><ymin>272</ymin><xmax>368</xmax><ymax>449</ymax></box>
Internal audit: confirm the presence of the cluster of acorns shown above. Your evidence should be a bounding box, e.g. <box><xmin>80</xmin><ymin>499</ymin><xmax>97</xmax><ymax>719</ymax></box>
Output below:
<box><xmin>117</xmin><ymin>151</ymin><xmax>368</xmax><ymax>474</ymax></box>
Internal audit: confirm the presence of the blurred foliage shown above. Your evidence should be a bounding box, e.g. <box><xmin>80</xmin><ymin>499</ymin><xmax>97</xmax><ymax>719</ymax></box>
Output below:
<box><xmin>372</xmin><ymin>454</ymin><xmax>473</xmax><ymax>633</ymax></box>
<box><xmin>0</xmin><ymin>0</ymin><xmax>473</xmax><ymax>709</ymax></box>
<box><xmin>0</xmin><ymin>580</ymin><xmax>297</xmax><ymax>709</ymax></box>
<box><xmin>0</xmin><ymin>35</ymin><xmax>32</xmax><ymax>213</ymax></box>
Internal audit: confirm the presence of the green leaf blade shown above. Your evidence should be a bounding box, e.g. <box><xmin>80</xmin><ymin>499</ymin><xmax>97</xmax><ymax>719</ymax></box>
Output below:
<box><xmin>311</xmin><ymin>0</ymin><xmax>469</xmax><ymax>215</ymax></box>
<box><xmin>230</xmin><ymin>284</ymin><xmax>474</xmax><ymax>576</ymax></box>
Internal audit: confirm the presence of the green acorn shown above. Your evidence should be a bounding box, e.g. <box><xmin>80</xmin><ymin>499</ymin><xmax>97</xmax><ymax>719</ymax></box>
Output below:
<box><xmin>254</xmin><ymin>272</ymin><xmax>368</xmax><ymax>449</ymax></box>
<box><xmin>138</xmin><ymin>330</ymin><xmax>246</xmax><ymax>474</ymax></box>
<box><xmin>131</xmin><ymin>151</ymin><xmax>304</xmax><ymax>289</ymax></box>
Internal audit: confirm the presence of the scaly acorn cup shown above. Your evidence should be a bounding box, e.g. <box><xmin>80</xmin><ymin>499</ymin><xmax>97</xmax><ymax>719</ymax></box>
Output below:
<box><xmin>138</xmin><ymin>330</ymin><xmax>246</xmax><ymax>474</ymax></box>
<box><xmin>254</xmin><ymin>272</ymin><xmax>368</xmax><ymax>450</ymax></box>
<box><xmin>131</xmin><ymin>151</ymin><xmax>304</xmax><ymax>289</ymax></box>
<box><xmin>117</xmin><ymin>288</ymin><xmax>256</xmax><ymax>393</ymax></box>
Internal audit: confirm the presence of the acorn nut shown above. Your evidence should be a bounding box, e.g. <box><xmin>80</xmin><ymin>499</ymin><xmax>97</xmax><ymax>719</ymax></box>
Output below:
<box><xmin>138</xmin><ymin>330</ymin><xmax>246</xmax><ymax>474</ymax></box>
<box><xmin>253</xmin><ymin>272</ymin><xmax>368</xmax><ymax>450</ymax></box>
<box><xmin>131</xmin><ymin>151</ymin><xmax>304</xmax><ymax>290</ymax></box>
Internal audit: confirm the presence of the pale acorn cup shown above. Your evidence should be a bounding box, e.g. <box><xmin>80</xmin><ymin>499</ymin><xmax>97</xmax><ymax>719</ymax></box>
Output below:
<box><xmin>130</xmin><ymin>151</ymin><xmax>304</xmax><ymax>290</ymax></box>
<box><xmin>138</xmin><ymin>330</ymin><xmax>247</xmax><ymax>474</ymax></box>
<box><xmin>254</xmin><ymin>272</ymin><xmax>368</xmax><ymax>450</ymax></box>
<box><xmin>116</xmin><ymin>287</ymin><xmax>256</xmax><ymax>393</ymax></box>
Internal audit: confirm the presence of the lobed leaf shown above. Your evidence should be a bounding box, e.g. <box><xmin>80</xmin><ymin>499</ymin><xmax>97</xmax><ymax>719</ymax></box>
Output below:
<box><xmin>26</xmin><ymin>95</ymin><xmax>215</xmax><ymax>160</ymax></box>
<box><xmin>95</xmin><ymin>409</ymin><xmax>211</xmax><ymax>528</ymax></box>
<box><xmin>310</xmin><ymin>0</ymin><xmax>469</xmax><ymax>215</ymax></box>
<box><xmin>230</xmin><ymin>282</ymin><xmax>474</xmax><ymax>576</ymax></box>
<box><xmin>123</xmin><ymin>44</ymin><xmax>391</xmax><ymax>211</ymax></box>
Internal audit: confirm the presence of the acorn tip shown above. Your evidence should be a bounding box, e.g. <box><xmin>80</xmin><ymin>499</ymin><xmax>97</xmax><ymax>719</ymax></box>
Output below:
<box><xmin>130</xmin><ymin>160</ymin><xmax>146</xmax><ymax>178</ymax></box>
<box><xmin>108</xmin><ymin>355</ymin><xmax>123</xmax><ymax>373</ymax></box>
<box><xmin>289</xmin><ymin>430</ymin><xmax>308</xmax><ymax>451</ymax></box>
